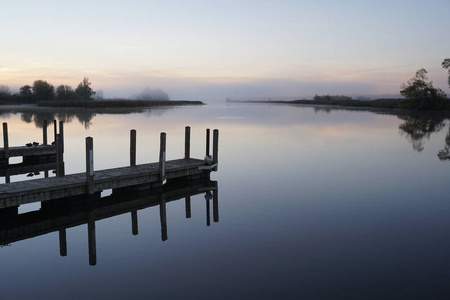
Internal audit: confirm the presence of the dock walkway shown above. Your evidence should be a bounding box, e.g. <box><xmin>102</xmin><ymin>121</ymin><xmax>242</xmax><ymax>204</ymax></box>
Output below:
<box><xmin>0</xmin><ymin>126</ymin><xmax>218</xmax><ymax>210</ymax></box>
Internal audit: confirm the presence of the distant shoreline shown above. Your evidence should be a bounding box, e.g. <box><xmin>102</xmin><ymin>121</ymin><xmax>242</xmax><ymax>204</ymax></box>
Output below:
<box><xmin>226</xmin><ymin>98</ymin><xmax>404</xmax><ymax>109</ymax></box>
<box><xmin>35</xmin><ymin>99</ymin><xmax>204</xmax><ymax>108</ymax></box>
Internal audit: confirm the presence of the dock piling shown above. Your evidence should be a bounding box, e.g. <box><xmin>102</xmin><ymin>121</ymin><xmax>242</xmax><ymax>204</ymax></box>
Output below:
<box><xmin>59</xmin><ymin>121</ymin><xmax>64</xmax><ymax>153</ymax></box>
<box><xmin>43</xmin><ymin>120</ymin><xmax>48</xmax><ymax>145</ymax></box>
<box><xmin>3</xmin><ymin>122</ymin><xmax>9</xmax><ymax>160</ymax></box>
<box><xmin>130</xmin><ymin>129</ymin><xmax>136</xmax><ymax>166</ymax></box>
<box><xmin>206</xmin><ymin>128</ymin><xmax>210</xmax><ymax>157</ymax></box>
<box><xmin>185</xmin><ymin>126</ymin><xmax>190</xmax><ymax>159</ymax></box>
<box><xmin>56</xmin><ymin>134</ymin><xmax>65</xmax><ymax>177</ymax></box>
<box><xmin>53</xmin><ymin>120</ymin><xmax>57</xmax><ymax>143</ymax></box>
<box><xmin>213</xmin><ymin>129</ymin><xmax>219</xmax><ymax>171</ymax></box>
<box><xmin>159</xmin><ymin>133</ymin><xmax>166</xmax><ymax>181</ymax></box>
<box><xmin>86</xmin><ymin>137</ymin><xmax>94</xmax><ymax>194</ymax></box>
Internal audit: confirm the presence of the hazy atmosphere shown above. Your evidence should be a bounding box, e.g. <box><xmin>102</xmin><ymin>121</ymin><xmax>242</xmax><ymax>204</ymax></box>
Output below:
<box><xmin>1</xmin><ymin>0</ymin><xmax>450</xmax><ymax>102</ymax></box>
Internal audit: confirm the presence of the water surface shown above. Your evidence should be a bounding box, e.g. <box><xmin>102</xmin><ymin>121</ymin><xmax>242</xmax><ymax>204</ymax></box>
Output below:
<box><xmin>1</xmin><ymin>103</ymin><xmax>450</xmax><ymax>299</ymax></box>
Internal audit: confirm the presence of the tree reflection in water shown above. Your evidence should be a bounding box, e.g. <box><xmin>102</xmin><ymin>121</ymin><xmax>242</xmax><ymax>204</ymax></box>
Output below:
<box><xmin>397</xmin><ymin>112</ymin><xmax>446</xmax><ymax>152</ymax></box>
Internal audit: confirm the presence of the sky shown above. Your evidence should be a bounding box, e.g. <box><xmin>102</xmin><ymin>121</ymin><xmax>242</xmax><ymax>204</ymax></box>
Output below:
<box><xmin>1</xmin><ymin>0</ymin><xmax>449</xmax><ymax>102</ymax></box>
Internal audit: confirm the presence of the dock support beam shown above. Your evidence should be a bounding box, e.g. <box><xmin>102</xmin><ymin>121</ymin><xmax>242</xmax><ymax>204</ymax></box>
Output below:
<box><xmin>86</xmin><ymin>137</ymin><xmax>94</xmax><ymax>194</ymax></box>
<box><xmin>185</xmin><ymin>126</ymin><xmax>190</xmax><ymax>159</ymax></box>
<box><xmin>59</xmin><ymin>121</ymin><xmax>64</xmax><ymax>153</ymax></box>
<box><xmin>213</xmin><ymin>129</ymin><xmax>219</xmax><ymax>171</ymax></box>
<box><xmin>130</xmin><ymin>129</ymin><xmax>136</xmax><ymax>166</ymax></box>
<box><xmin>159</xmin><ymin>133</ymin><xmax>166</xmax><ymax>182</ymax></box>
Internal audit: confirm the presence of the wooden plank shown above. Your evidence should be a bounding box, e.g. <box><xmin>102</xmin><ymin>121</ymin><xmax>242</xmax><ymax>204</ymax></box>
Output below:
<box><xmin>0</xmin><ymin>158</ymin><xmax>207</xmax><ymax>208</ymax></box>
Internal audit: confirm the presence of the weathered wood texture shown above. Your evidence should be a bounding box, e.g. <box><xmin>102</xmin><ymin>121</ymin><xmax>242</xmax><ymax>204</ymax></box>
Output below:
<box><xmin>0</xmin><ymin>158</ymin><xmax>208</xmax><ymax>208</ymax></box>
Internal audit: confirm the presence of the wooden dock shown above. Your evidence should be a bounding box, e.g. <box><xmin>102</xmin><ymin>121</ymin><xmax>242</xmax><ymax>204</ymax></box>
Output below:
<box><xmin>0</xmin><ymin>178</ymin><xmax>218</xmax><ymax>265</ymax></box>
<box><xmin>1</xmin><ymin>120</ymin><xmax>63</xmax><ymax>166</ymax></box>
<box><xmin>0</xmin><ymin>127</ymin><xmax>218</xmax><ymax>210</ymax></box>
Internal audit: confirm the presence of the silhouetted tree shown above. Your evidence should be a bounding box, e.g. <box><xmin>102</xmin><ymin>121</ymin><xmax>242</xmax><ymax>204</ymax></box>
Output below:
<box><xmin>32</xmin><ymin>80</ymin><xmax>55</xmax><ymax>101</ymax></box>
<box><xmin>75</xmin><ymin>77</ymin><xmax>95</xmax><ymax>101</ymax></box>
<box><xmin>19</xmin><ymin>85</ymin><xmax>34</xmax><ymax>102</ymax></box>
<box><xmin>0</xmin><ymin>85</ymin><xmax>11</xmax><ymax>101</ymax></box>
<box><xmin>400</xmin><ymin>69</ymin><xmax>447</xmax><ymax>110</ymax></box>
<box><xmin>56</xmin><ymin>85</ymin><xmax>80</xmax><ymax>101</ymax></box>
<box><xmin>442</xmin><ymin>58</ymin><xmax>450</xmax><ymax>89</ymax></box>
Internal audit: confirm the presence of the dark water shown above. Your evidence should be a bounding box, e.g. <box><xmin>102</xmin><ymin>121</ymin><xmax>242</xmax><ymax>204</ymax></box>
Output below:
<box><xmin>1</xmin><ymin>104</ymin><xmax>450</xmax><ymax>299</ymax></box>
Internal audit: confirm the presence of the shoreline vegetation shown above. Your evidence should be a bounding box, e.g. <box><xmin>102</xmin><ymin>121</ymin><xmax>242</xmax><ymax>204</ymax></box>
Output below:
<box><xmin>226</xmin><ymin>97</ymin><xmax>450</xmax><ymax>111</ymax></box>
<box><xmin>36</xmin><ymin>99</ymin><xmax>204</xmax><ymax>108</ymax></box>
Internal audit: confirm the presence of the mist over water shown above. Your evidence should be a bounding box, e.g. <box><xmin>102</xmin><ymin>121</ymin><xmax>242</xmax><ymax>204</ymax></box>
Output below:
<box><xmin>1</xmin><ymin>103</ymin><xmax>450</xmax><ymax>299</ymax></box>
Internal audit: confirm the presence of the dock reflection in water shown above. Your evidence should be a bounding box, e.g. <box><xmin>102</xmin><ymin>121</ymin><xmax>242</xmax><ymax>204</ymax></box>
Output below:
<box><xmin>0</xmin><ymin>178</ymin><xmax>218</xmax><ymax>266</ymax></box>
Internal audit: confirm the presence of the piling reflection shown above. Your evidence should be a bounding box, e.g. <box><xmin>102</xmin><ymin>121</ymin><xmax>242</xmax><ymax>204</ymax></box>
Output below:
<box><xmin>0</xmin><ymin>179</ymin><xmax>218</xmax><ymax>266</ymax></box>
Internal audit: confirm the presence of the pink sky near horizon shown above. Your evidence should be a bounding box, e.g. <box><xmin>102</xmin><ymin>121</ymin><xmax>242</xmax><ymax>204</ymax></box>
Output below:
<box><xmin>1</xmin><ymin>0</ymin><xmax>449</xmax><ymax>101</ymax></box>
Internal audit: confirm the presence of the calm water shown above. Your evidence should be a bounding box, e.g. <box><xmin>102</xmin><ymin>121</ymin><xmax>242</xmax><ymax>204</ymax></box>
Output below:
<box><xmin>1</xmin><ymin>103</ymin><xmax>450</xmax><ymax>299</ymax></box>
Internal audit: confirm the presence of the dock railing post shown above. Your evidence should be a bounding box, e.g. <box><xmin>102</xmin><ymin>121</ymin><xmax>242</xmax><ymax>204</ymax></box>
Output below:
<box><xmin>206</xmin><ymin>128</ymin><xmax>210</xmax><ymax>157</ymax></box>
<box><xmin>130</xmin><ymin>129</ymin><xmax>136</xmax><ymax>166</ymax></box>
<box><xmin>56</xmin><ymin>134</ymin><xmax>65</xmax><ymax>177</ymax></box>
<box><xmin>213</xmin><ymin>129</ymin><xmax>219</xmax><ymax>171</ymax></box>
<box><xmin>3</xmin><ymin>122</ymin><xmax>9</xmax><ymax>160</ymax></box>
<box><xmin>86</xmin><ymin>137</ymin><xmax>94</xmax><ymax>194</ymax></box>
<box><xmin>43</xmin><ymin>120</ymin><xmax>48</xmax><ymax>145</ymax></box>
<box><xmin>159</xmin><ymin>132</ymin><xmax>166</xmax><ymax>182</ymax></box>
<box><xmin>185</xmin><ymin>126</ymin><xmax>190</xmax><ymax>159</ymax></box>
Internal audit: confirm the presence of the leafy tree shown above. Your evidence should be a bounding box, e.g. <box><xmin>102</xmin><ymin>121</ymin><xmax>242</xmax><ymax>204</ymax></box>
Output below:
<box><xmin>399</xmin><ymin>69</ymin><xmax>447</xmax><ymax>110</ymax></box>
<box><xmin>442</xmin><ymin>58</ymin><xmax>450</xmax><ymax>89</ymax></box>
<box><xmin>32</xmin><ymin>80</ymin><xmax>55</xmax><ymax>101</ymax></box>
<box><xmin>75</xmin><ymin>77</ymin><xmax>96</xmax><ymax>101</ymax></box>
<box><xmin>56</xmin><ymin>85</ymin><xmax>80</xmax><ymax>101</ymax></box>
<box><xmin>19</xmin><ymin>85</ymin><xmax>34</xmax><ymax>102</ymax></box>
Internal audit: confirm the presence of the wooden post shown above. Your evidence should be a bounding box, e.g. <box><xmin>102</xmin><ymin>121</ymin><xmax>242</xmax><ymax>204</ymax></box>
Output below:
<box><xmin>185</xmin><ymin>126</ymin><xmax>190</xmax><ymax>159</ymax></box>
<box><xmin>213</xmin><ymin>188</ymin><xmax>219</xmax><ymax>223</ymax></box>
<box><xmin>56</xmin><ymin>134</ymin><xmax>65</xmax><ymax>177</ymax></box>
<box><xmin>86</xmin><ymin>137</ymin><xmax>94</xmax><ymax>194</ymax></box>
<box><xmin>43</xmin><ymin>120</ymin><xmax>48</xmax><ymax>145</ymax></box>
<box><xmin>88</xmin><ymin>211</ymin><xmax>97</xmax><ymax>266</ymax></box>
<box><xmin>53</xmin><ymin>120</ymin><xmax>57</xmax><ymax>143</ymax></box>
<box><xmin>130</xmin><ymin>129</ymin><xmax>136</xmax><ymax>166</ymax></box>
<box><xmin>159</xmin><ymin>195</ymin><xmax>168</xmax><ymax>241</ymax></box>
<box><xmin>59</xmin><ymin>229</ymin><xmax>67</xmax><ymax>256</ymax></box>
<box><xmin>59</xmin><ymin>121</ymin><xmax>64</xmax><ymax>153</ymax></box>
<box><xmin>185</xmin><ymin>196</ymin><xmax>191</xmax><ymax>218</ymax></box>
<box><xmin>206</xmin><ymin>128</ymin><xmax>210</xmax><ymax>157</ymax></box>
<box><xmin>2</xmin><ymin>122</ymin><xmax>9</xmax><ymax>160</ymax></box>
<box><xmin>213</xmin><ymin>129</ymin><xmax>219</xmax><ymax>171</ymax></box>
<box><xmin>159</xmin><ymin>132</ymin><xmax>166</xmax><ymax>182</ymax></box>
<box><xmin>131</xmin><ymin>210</ymin><xmax>138</xmax><ymax>235</ymax></box>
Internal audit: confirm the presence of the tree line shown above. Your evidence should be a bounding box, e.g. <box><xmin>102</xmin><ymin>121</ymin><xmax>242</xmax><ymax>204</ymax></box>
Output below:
<box><xmin>0</xmin><ymin>77</ymin><xmax>96</xmax><ymax>104</ymax></box>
